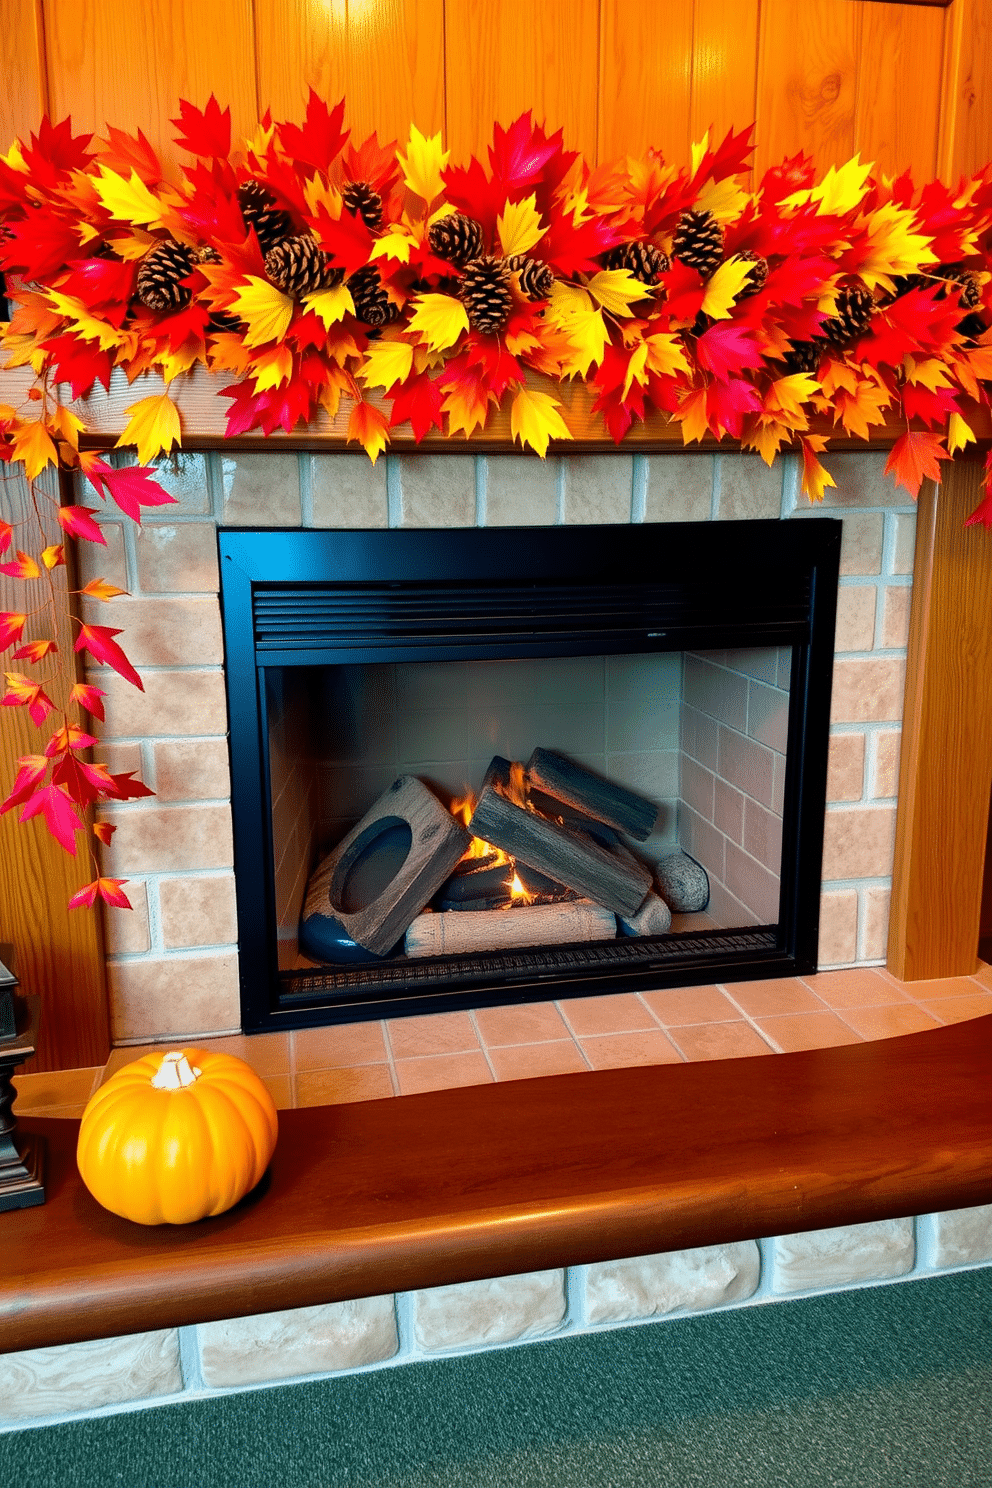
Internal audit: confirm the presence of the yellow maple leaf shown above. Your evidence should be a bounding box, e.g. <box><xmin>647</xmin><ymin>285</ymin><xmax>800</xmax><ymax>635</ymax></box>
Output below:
<box><xmin>621</xmin><ymin>341</ymin><xmax>649</xmax><ymax>402</ymax></box>
<box><xmin>1</xmin><ymin>139</ymin><xmax>28</xmax><ymax>173</ymax></box>
<box><xmin>509</xmin><ymin>387</ymin><xmax>571</xmax><ymax>457</ymax></box>
<box><xmin>82</xmin><ymin>577</ymin><xmax>127</xmax><ymax>602</ymax></box>
<box><xmin>817</xmin><ymin>359</ymin><xmax>860</xmax><ymax>397</ymax></box>
<box><xmin>41</xmin><ymin>544</ymin><xmax>65</xmax><ymax>569</ymax></box>
<box><xmin>360</xmin><ymin>339</ymin><xmax>415</xmax><ymax>393</ymax></box>
<box><xmin>45</xmin><ymin>291</ymin><xmax>123</xmax><ymax>351</ymax></box>
<box><xmin>856</xmin><ymin>201</ymin><xmax>936</xmax><ymax>294</ymax></box>
<box><xmin>585</xmin><ymin>269</ymin><xmax>647</xmax><ymax>318</ymax></box>
<box><xmin>111</xmin><ymin>229</ymin><xmax>159</xmax><ymax>261</ymax></box>
<box><xmin>369</xmin><ymin>229</ymin><xmax>417</xmax><ymax>264</ymax></box>
<box><xmin>690</xmin><ymin>131</ymin><xmax>711</xmax><ymax>176</ymax></box>
<box><xmin>48</xmin><ymin>404</ymin><xmax>86</xmax><ymax>451</ymax></box>
<box><xmin>745</xmin><ymin>420</ymin><xmax>793</xmax><ymax>466</ymax></box>
<box><xmin>250</xmin><ymin>345</ymin><xmax>294</xmax><ymax>393</ymax></box>
<box><xmin>303</xmin><ymin>176</ymin><xmax>342</xmax><ymax>219</ymax></box>
<box><xmin>765</xmin><ymin>373</ymin><xmax>819</xmax><ymax>425</ymax></box>
<box><xmin>317</xmin><ymin>366</ymin><xmax>351</xmax><ymax>422</ymax></box>
<box><xmin>10</xmin><ymin>419</ymin><xmax>58</xmax><ymax>479</ymax></box>
<box><xmin>398</xmin><ymin>124</ymin><xmax>450</xmax><ymax>205</ymax></box>
<box><xmin>947</xmin><ymin>411</ymin><xmax>976</xmax><ymax>455</ymax></box>
<box><xmin>784</xmin><ymin>155</ymin><xmax>874</xmax><ymax>217</ymax></box>
<box><xmin>207</xmin><ymin>332</ymin><xmax>255</xmax><ymax>377</ymax></box>
<box><xmin>676</xmin><ymin>388</ymin><xmax>710</xmax><ymax>445</ymax></box>
<box><xmin>115</xmin><ymin>393</ymin><xmax>181</xmax><ymax>464</ymax></box>
<box><xmin>497</xmin><ymin>195</ymin><xmax>545</xmax><ymax>258</ymax></box>
<box><xmin>644</xmin><ymin>332</ymin><xmax>690</xmax><ymax>380</ymax></box>
<box><xmin>834</xmin><ymin>380</ymin><xmax>892</xmax><ymax>441</ymax></box>
<box><xmin>800</xmin><ymin>435</ymin><xmax>836</xmax><ymax>502</ymax></box>
<box><xmin>229</xmin><ymin>277</ymin><xmax>295</xmax><ymax>347</ymax></box>
<box><xmin>557</xmin><ymin>307</ymin><xmax>609</xmax><ymax>377</ymax></box>
<box><xmin>92</xmin><ymin>165</ymin><xmax>167</xmax><ymax>229</ymax></box>
<box><xmin>902</xmin><ymin>355</ymin><xmax>952</xmax><ymax>391</ymax></box>
<box><xmin>549</xmin><ymin>281</ymin><xmax>593</xmax><ymax>317</ymax></box>
<box><xmin>408</xmin><ymin>293</ymin><xmax>469</xmax><ymax>352</ymax></box>
<box><xmin>303</xmin><ymin>283</ymin><xmax>356</xmax><ymax>329</ymax></box>
<box><xmin>695</xmin><ymin>175</ymin><xmax>750</xmax><ymax>225</ymax></box>
<box><xmin>157</xmin><ymin>341</ymin><xmax>203</xmax><ymax>384</ymax></box>
<box><xmin>700</xmin><ymin>256</ymin><xmax>756</xmax><ymax>319</ymax></box>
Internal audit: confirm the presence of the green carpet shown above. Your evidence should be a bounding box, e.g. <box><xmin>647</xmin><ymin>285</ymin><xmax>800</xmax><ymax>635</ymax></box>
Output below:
<box><xmin>6</xmin><ymin>1268</ymin><xmax>991</xmax><ymax>1488</ymax></box>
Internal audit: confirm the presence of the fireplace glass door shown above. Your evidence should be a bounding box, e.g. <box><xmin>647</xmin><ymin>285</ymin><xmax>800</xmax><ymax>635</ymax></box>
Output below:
<box><xmin>220</xmin><ymin>520</ymin><xmax>840</xmax><ymax>1031</ymax></box>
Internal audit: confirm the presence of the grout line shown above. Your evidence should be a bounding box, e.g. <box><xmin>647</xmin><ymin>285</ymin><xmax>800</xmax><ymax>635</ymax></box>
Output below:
<box><xmin>380</xmin><ymin>1020</ymin><xmax>401</xmax><ymax>1096</ymax></box>
<box><xmin>467</xmin><ymin>1009</ymin><xmax>497</xmax><ymax>1080</ymax></box>
<box><xmin>474</xmin><ymin>454</ymin><xmax>487</xmax><ymax>527</ymax></box>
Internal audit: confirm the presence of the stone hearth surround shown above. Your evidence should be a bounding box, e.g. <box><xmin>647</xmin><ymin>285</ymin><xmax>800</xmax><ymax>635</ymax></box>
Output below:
<box><xmin>80</xmin><ymin>446</ymin><xmax>914</xmax><ymax>1045</ymax></box>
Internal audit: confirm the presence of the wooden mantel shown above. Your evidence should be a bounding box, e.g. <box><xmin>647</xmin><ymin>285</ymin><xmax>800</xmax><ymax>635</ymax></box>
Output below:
<box><xmin>2</xmin><ymin>363</ymin><xmax>992</xmax><ymax>1071</ymax></box>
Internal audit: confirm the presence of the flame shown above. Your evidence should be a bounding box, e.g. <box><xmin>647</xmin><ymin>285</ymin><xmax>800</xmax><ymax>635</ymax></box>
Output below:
<box><xmin>509</xmin><ymin>871</ymin><xmax>535</xmax><ymax>905</ymax></box>
<box><xmin>450</xmin><ymin>789</ymin><xmax>512</xmax><ymax>865</ymax></box>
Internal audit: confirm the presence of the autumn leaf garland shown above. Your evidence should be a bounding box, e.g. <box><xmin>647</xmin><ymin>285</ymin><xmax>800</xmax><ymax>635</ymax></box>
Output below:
<box><xmin>2</xmin><ymin>93</ymin><xmax>992</xmax><ymax>902</ymax></box>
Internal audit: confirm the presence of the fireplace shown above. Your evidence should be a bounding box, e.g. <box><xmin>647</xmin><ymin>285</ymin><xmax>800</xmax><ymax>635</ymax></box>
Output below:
<box><xmin>220</xmin><ymin>518</ymin><xmax>840</xmax><ymax>1032</ymax></box>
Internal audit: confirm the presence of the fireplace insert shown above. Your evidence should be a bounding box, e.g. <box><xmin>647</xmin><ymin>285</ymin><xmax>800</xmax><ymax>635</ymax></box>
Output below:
<box><xmin>220</xmin><ymin>519</ymin><xmax>840</xmax><ymax>1031</ymax></box>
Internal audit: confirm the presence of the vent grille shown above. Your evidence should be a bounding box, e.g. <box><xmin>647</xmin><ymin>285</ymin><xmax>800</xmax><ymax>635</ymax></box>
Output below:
<box><xmin>252</xmin><ymin>581</ymin><xmax>812</xmax><ymax>655</ymax></box>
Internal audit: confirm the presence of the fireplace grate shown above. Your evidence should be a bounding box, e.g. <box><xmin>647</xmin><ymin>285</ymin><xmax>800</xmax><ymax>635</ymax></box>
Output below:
<box><xmin>279</xmin><ymin>926</ymin><xmax>779</xmax><ymax>1004</ymax></box>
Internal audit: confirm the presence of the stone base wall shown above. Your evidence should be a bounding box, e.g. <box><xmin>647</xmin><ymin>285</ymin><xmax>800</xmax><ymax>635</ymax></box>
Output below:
<box><xmin>77</xmin><ymin>447</ymin><xmax>916</xmax><ymax>1044</ymax></box>
<box><xmin>4</xmin><ymin>1205</ymin><xmax>990</xmax><ymax>1430</ymax></box>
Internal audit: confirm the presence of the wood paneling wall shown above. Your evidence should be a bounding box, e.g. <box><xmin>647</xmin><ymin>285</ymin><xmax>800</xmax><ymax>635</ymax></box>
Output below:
<box><xmin>3</xmin><ymin>0</ymin><xmax>988</xmax><ymax>179</ymax></box>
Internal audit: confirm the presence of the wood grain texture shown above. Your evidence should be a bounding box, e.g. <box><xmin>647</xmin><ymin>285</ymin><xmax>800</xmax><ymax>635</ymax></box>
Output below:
<box><xmin>857</xmin><ymin>0</ymin><xmax>945</xmax><ymax>180</ymax></box>
<box><xmin>0</xmin><ymin>469</ymin><xmax>110</xmax><ymax>1074</ymax></box>
<box><xmin>754</xmin><ymin>0</ymin><xmax>861</xmax><ymax>177</ymax></box>
<box><xmin>444</xmin><ymin>0</ymin><xmax>600</xmax><ymax>165</ymax></box>
<box><xmin>598</xmin><ymin>0</ymin><xmax>694</xmax><ymax>164</ymax></box>
<box><xmin>937</xmin><ymin>0</ymin><xmax>992</xmax><ymax>181</ymax></box>
<box><xmin>42</xmin><ymin>0</ymin><xmax>259</xmax><ymax>174</ymax></box>
<box><xmin>690</xmin><ymin>0</ymin><xmax>761</xmax><ymax>157</ymax></box>
<box><xmin>888</xmin><ymin>459</ymin><xmax>992</xmax><ymax>980</ymax></box>
<box><xmin>0</xmin><ymin>0</ymin><xmax>47</xmax><ymax>149</ymax></box>
<box><xmin>255</xmin><ymin>0</ymin><xmax>444</xmax><ymax>145</ymax></box>
<box><xmin>5</xmin><ymin>1015</ymin><xmax>990</xmax><ymax>1354</ymax></box>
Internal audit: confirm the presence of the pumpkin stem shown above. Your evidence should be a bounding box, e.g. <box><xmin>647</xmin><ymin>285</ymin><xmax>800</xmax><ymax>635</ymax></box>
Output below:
<box><xmin>150</xmin><ymin>1051</ymin><xmax>202</xmax><ymax>1090</ymax></box>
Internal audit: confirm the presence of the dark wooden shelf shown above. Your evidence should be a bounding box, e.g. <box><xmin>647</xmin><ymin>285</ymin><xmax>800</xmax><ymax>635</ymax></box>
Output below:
<box><xmin>4</xmin><ymin>1015</ymin><xmax>991</xmax><ymax>1355</ymax></box>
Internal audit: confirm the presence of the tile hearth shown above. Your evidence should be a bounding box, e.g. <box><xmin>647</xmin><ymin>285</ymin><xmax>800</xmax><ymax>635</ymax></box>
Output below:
<box><xmin>15</xmin><ymin>963</ymin><xmax>992</xmax><ymax>1119</ymax></box>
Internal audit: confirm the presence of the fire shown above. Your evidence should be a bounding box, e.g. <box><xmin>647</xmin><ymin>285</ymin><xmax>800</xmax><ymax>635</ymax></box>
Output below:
<box><xmin>509</xmin><ymin>871</ymin><xmax>535</xmax><ymax>905</ymax></box>
<box><xmin>450</xmin><ymin>789</ymin><xmax>512</xmax><ymax>865</ymax></box>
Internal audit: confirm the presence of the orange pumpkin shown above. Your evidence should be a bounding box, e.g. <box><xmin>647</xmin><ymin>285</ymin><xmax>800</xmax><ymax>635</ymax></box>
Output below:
<box><xmin>77</xmin><ymin>1048</ymin><xmax>278</xmax><ymax>1225</ymax></box>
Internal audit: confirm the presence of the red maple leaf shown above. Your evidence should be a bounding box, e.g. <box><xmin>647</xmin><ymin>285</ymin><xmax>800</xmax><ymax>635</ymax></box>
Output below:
<box><xmin>20</xmin><ymin>116</ymin><xmax>94</xmax><ymax>188</ymax></box>
<box><xmin>18</xmin><ymin>784</ymin><xmax>84</xmax><ymax>854</ymax></box>
<box><xmin>465</xmin><ymin>336</ymin><xmax>525</xmax><ymax>399</ymax></box>
<box><xmin>901</xmin><ymin>383</ymin><xmax>960</xmax><ymax>428</ymax></box>
<box><xmin>177</xmin><ymin>160</ymin><xmax>245</xmax><ymax>242</ymax></box>
<box><xmin>343</xmin><ymin>133</ymin><xmax>401</xmax><ymax>196</ymax></box>
<box><xmin>964</xmin><ymin>454</ymin><xmax>992</xmax><ymax>530</ymax></box>
<box><xmin>858</xmin><ymin>286</ymin><xmax>962</xmax><ymax>368</ymax></box>
<box><xmin>0</xmin><ymin>612</ymin><xmax>27</xmax><ymax>650</ymax></box>
<box><xmin>105</xmin><ymin>771</ymin><xmax>155</xmax><ymax>801</ymax></box>
<box><xmin>40</xmin><ymin>333</ymin><xmax>114</xmax><ymax>399</ymax></box>
<box><xmin>57</xmin><ymin>505</ymin><xmax>107</xmax><ymax>545</ymax></box>
<box><xmin>69</xmin><ymin>877</ymin><xmax>133</xmax><ymax>911</ymax></box>
<box><xmin>277</xmin><ymin>91</ymin><xmax>349</xmax><ymax>178</ymax></box>
<box><xmin>0</xmin><ymin>522</ymin><xmax>12</xmax><ymax>555</ymax></box>
<box><xmin>661</xmin><ymin>261</ymin><xmax>706</xmax><ymax>323</ymax></box>
<box><xmin>884</xmin><ymin>430</ymin><xmax>950</xmax><ymax>498</ymax></box>
<box><xmin>0</xmin><ymin>755</ymin><xmax>48</xmax><ymax>815</ymax></box>
<box><xmin>61</xmin><ymin>256</ymin><xmax>138</xmax><ymax>310</ymax></box>
<box><xmin>695</xmin><ymin>323</ymin><xmax>765</xmax><ymax>382</ymax></box>
<box><xmin>74</xmin><ymin>625</ymin><xmax>143</xmax><ymax>690</ymax></box>
<box><xmin>707</xmin><ymin>376</ymin><xmax>764</xmax><ymax>439</ymax></box>
<box><xmin>221</xmin><ymin>378</ymin><xmax>315</xmax><ymax>437</ymax></box>
<box><xmin>69</xmin><ymin>682</ymin><xmax>106</xmax><ymax>721</ymax></box>
<box><xmin>541</xmin><ymin>211</ymin><xmax>623</xmax><ymax>278</ymax></box>
<box><xmin>442</xmin><ymin>156</ymin><xmax>506</xmax><ymax>242</ymax></box>
<box><xmin>386</xmin><ymin>370</ymin><xmax>444</xmax><ymax>441</ymax></box>
<box><xmin>3</xmin><ymin>210</ymin><xmax>84</xmax><ymax>279</ymax></box>
<box><xmin>310</xmin><ymin>204</ymin><xmax>374</xmax><ymax>275</ymax></box>
<box><xmin>689</xmin><ymin>124</ymin><xmax>755</xmax><ymax>189</ymax></box>
<box><xmin>51</xmin><ymin>753</ymin><xmax>115</xmax><ymax>807</ymax></box>
<box><xmin>171</xmin><ymin>96</ymin><xmax>232</xmax><ymax>158</ymax></box>
<box><xmin>83</xmin><ymin>461</ymin><xmax>179</xmax><ymax>523</ymax></box>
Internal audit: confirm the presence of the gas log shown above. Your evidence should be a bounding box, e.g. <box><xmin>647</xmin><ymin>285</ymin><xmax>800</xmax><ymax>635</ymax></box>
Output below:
<box><xmin>405</xmin><ymin>900</ymin><xmax>616</xmax><ymax>957</ymax></box>
<box><xmin>526</xmin><ymin>748</ymin><xmax>659</xmax><ymax>841</ymax></box>
<box><xmin>468</xmin><ymin>758</ymin><xmax>653</xmax><ymax>918</ymax></box>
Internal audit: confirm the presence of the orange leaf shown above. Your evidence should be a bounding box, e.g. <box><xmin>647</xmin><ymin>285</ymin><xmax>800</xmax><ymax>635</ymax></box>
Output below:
<box><xmin>347</xmin><ymin>401</ymin><xmax>390</xmax><ymax>463</ymax></box>
<box><xmin>42</xmin><ymin>544</ymin><xmax>66</xmax><ymax>569</ymax></box>
<box><xmin>82</xmin><ymin>577</ymin><xmax>128</xmax><ymax>602</ymax></box>
<box><xmin>883</xmin><ymin>429</ymin><xmax>949</xmax><ymax>498</ymax></box>
<box><xmin>9</xmin><ymin>420</ymin><xmax>58</xmax><ymax>480</ymax></box>
<box><xmin>0</xmin><ymin>550</ymin><xmax>41</xmax><ymax>580</ymax></box>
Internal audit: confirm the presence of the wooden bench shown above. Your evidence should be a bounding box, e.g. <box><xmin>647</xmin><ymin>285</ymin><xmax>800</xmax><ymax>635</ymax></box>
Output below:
<box><xmin>4</xmin><ymin>1016</ymin><xmax>991</xmax><ymax>1355</ymax></box>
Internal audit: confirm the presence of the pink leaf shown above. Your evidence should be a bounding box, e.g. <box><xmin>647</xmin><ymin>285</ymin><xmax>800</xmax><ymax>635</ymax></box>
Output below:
<box><xmin>19</xmin><ymin>784</ymin><xmax>84</xmax><ymax>854</ymax></box>
<box><xmin>73</xmin><ymin>625</ymin><xmax>144</xmax><ymax>690</ymax></box>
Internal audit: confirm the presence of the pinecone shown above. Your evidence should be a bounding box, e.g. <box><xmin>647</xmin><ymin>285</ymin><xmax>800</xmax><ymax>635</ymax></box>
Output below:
<box><xmin>947</xmin><ymin>269</ymin><xmax>982</xmax><ymax>311</ymax></box>
<box><xmin>459</xmin><ymin>256</ymin><xmax>513</xmax><ymax>335</ymax></box>
<box><xmin>782</xmin><ymin>341</ymin><xmax>824</xmax><ymax>376</ymax></box>
<box><xmin>505</xmin><ymin>254</ymin><xmax>555</xmax><ymax>301</ymax></box>
<box><xmin>237</xmin><ymin>180</ymin><xmax>293</xmax><ymax>253</ymax></box>
<box><xmin>821</xmin><ymin>283</ymin><xmax>874</xmax><ymax>345</ymax></box>
<box><xmin>428</xmin><ymin>213</ymin><xmax>485</xmax><ymax>267</ymax></box>
<box><xmin>136</xmin><ymin>239</ymin><xmax>197</xmax><ymax>312</ymax></box>
<box><xmin>671</xmin><ymin>210</ymin><xmax>724</xmax><ymax>276</ymax></box>
<box><xmin>737</xmin><ymin>249</ymin><xmax>769</xmax><ymax>299</ymax></box>
<box><xmin>347</xmin><ymin>264</ymin><xmax>399</xmax><ymax>327</ymax></box>
<box><xmin>264</xmin><ymin>235</ymin><xmax>340</xmax><ymax>297</ymax></box>
<box><xmin>196</xmin><ymin>246</ymin><xmax>222</xmax><ymax>266</ymax></box>
<box><xmin>601</xmin><ymin>241</ymin><xmax>670</xmax><ymax>284</ymax></box>
<box><xmin>342</xmin><ymin>179</ymin><xmax>383</xmax><ymax>232</ymax></box>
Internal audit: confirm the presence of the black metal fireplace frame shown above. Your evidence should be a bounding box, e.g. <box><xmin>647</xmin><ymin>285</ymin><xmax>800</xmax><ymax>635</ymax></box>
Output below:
<box><xmin>220</xmin><ymin>519</ymin><xmax>841</xmax><ymax>1032</ymax></box>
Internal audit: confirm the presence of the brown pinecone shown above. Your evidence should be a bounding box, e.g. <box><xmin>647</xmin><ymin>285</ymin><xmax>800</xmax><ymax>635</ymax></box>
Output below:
<box><xmin>821</xmin><ymin>283</ymin><xmax>874</xmax><ymax>345</ymax></box>
<box><xmin>196</xmin><ymin>246</ymin><xmax>223</xmax><ymax>266</ymax></box>
<box><xmin>428</xmin><ymin>213</ymin><xmax>485</xmax><ymax>267</ymax></box>
<box><xmin>601</xmin><ymin>241</ymin><xmax>670</xmax><ymax>284</ymax></box>
<box><xmin>237</xmin><ymin>180</ymin><xmax>293</xmax><ymax>253</ymax></box>
<box><xmin>737</xmin><ymin>249</ymin><xmax>769</xmax><ymax>299</ymax></box>
<box><xmin>671</xmin><ymin>210</ymin><xmax>724</xmax><ymax>277</ymax></box>
<box><xmin>347</xmin><ymin>264</ymin><xmax>399</xmax><ymax>327</ymax></box>
<box><xmin>264</xmin><ymin>235</ymin><xmax>340</xmax><ymax>297</ymax></box>
<box><xmin>782</xmin><ymin>341</ymin><xmax>823</xmax><ymax>376</ymax></box>
<box><xmin>342</xmin><ymin>179</ymin><xmax>383</xmax><ymax>232</ymax></box>
<box><xmin>459</xmin><ymin>256</ymin><xmax>513</xmax><ymax>335</ymax></box>
<box><xmin>947</xmin><ymin>269</ymin><xmax>982</xmax><ymax>311</ymax></box>
<box><xmin>505</xmin><ymin>254</ymin><xmax>555</xmax><ymax>301</ymax></box>
<box><xmin>136</xmin><ymin>240</ymin><xmax>197</xmax><ymax>312</ymax></box>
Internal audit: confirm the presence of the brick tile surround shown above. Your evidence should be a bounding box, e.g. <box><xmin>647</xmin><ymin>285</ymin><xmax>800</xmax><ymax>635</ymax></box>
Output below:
<box><xmin>77</xmin><ymin>446</ymin><xmax>915</xmax><ymax>1044</ymax></box>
